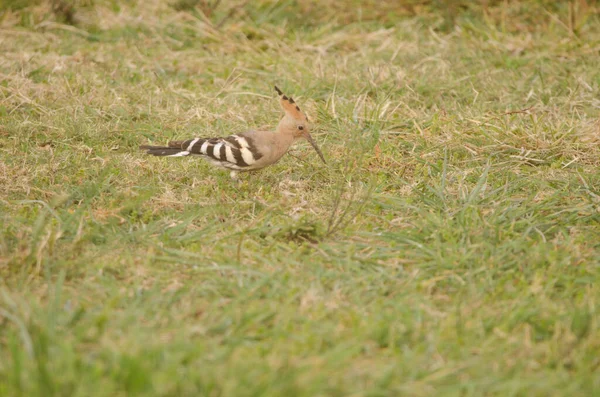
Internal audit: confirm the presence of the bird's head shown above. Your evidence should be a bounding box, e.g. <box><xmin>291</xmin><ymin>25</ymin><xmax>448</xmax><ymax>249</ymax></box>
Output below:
<box><xmin>274</xmin><ymin>86</ymin><xmax>326</xmax><ymax>164</ymax></box>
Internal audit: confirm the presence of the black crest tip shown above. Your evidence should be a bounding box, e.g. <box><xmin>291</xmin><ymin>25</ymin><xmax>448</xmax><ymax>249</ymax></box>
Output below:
<box><xmin>274</xmin><ymin>86</ymin><xmax>283</xmax><ymax>95</ymax></box>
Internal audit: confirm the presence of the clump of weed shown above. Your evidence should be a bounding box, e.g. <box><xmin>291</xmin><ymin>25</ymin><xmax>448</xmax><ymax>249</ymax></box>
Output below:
<box><xmin>272</xmin><ymin>218</ymin><xmax>323</xmax><ymax>244</ymax></box>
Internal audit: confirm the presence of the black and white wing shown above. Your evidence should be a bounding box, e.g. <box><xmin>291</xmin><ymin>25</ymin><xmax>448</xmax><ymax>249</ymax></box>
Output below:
<box><xmin>141</xmin><ymin>132</ymin><xmax>265</xmax><ymax>170</ymax></box>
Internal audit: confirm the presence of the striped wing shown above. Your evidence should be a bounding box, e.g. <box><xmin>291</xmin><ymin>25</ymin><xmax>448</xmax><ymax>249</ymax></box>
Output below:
<box><xmin>168</xmin><ymin>134</ymin><xmax>264</xmax><ymax>170</ymax></box>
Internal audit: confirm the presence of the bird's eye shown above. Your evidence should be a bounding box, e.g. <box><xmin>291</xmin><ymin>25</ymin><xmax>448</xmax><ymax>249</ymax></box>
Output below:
<box><xmin>298</xmin><ymin>125</ymin><xmax>304</xmax><ymax>130</ymax></box>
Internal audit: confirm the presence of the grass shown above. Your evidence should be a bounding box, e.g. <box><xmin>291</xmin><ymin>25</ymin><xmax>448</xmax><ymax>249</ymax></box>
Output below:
<box><xmin>1</xmin><ymin>0</ymin><xmax>600</xmax><ymax>395</ymax></box>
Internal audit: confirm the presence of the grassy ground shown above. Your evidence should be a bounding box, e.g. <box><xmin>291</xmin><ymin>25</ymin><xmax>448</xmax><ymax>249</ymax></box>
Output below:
<box><xmin>1</xmin><ymin>0</ymin><xmax>600</xmax><ymax>395</ymax></box>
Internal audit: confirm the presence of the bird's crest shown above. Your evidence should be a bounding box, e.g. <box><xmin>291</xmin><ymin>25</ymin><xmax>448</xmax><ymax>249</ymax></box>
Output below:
<box><xmin>273</xmin><ymin>85</ymin><xmax>325</xmax><ymax>164</ymax></box>
<box><xmin>274</xmin><ymin>86</ymin><xmax>306</xmax><ymax>121</ymax></box>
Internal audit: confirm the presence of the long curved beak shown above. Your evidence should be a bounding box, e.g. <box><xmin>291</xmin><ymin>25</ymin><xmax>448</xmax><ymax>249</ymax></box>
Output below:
<box><xmin>305</xmin><ymin>133</ymin><xmax>326</xmax><ymax>164</ymax></box>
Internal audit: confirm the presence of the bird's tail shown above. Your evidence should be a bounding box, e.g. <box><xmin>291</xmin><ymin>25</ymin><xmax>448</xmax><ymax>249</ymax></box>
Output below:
<box><xmin>140</xmin><ymin>145</ymin><xmax>190</xmax><ymax>157</ymax></box>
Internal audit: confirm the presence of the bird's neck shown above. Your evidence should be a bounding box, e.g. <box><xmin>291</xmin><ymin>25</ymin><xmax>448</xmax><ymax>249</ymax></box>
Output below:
<box><xmin>272</xmin><ymin>127</ymin><xmax>296</xmax><ymax>158</ymax></box>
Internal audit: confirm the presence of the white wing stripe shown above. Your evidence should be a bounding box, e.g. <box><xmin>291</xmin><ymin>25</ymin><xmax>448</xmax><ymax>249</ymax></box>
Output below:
<box><xmin>200</xmin><ymin>141</ymin><xmax>209</xmax><ymax>154</ymax></box>
<box><xmin>235</xmin><ymin>136</ymin><xmax>250</xmax><ymax>149</ymax></box>
<box><xmin>213</xmin><ymin>143</ymin><xmax>223</xmax><ymax>159</ymax></box>
<box><xmin>225</xmin><ymin>146</ymin><xmax>235</xmax><ymax>163</ymax></box>
<box><xmin>186</xmin><ymin>138</ymin><xmax>200</xmax><ymax>151</ymax></box>
<box><xmin>240</xmin><ymin>147</ymin><xmax>255</xmax><ymax>165</ymax></box>
<box><xmin>167</xmin><ymin>151</ymin><xmax>190</xmax><ymax>157</ymax></box>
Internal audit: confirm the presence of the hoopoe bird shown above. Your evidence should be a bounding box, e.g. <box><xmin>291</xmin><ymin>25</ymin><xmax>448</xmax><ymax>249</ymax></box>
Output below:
<box><xmin>140</xmin><ymin>86</ymin><xmax>326</xmax><ymax>179</ymax></box>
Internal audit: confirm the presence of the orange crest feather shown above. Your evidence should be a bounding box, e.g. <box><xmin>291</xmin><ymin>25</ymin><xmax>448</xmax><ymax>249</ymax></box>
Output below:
<box><xmin>274</xmin><ymin>86</ymin><xmax>305</xmax><ymax>120</ymax></box>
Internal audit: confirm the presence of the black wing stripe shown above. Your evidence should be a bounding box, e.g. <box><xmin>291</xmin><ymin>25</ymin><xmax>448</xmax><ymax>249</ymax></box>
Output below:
<box><xmin>190</xmin><ymin>139</ymin><xmax>206</xmax><ymax>154</ymax></box>
<box><xmin>180</xmin><ymin>139</ymin><xmax>192</xmax><ymax>150</ymax></box>
<box><xmin>231</xmin><ymin>148</ymin><xmax>249</xmax><ymax>167</ymax></box>
<box><xmin>225</xmin><ymin>136</ymin><xmax>242</xmax><ymax>148</ymax></box>
<box><xmin>206</xmin><ymin>144</ymin><xmax>215</xmax><ymax>158</ymax></box>
<box><xmin>245</xmin><ymin>137</ymin><xmax>263</xmax><ymax>160</ymax></box>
